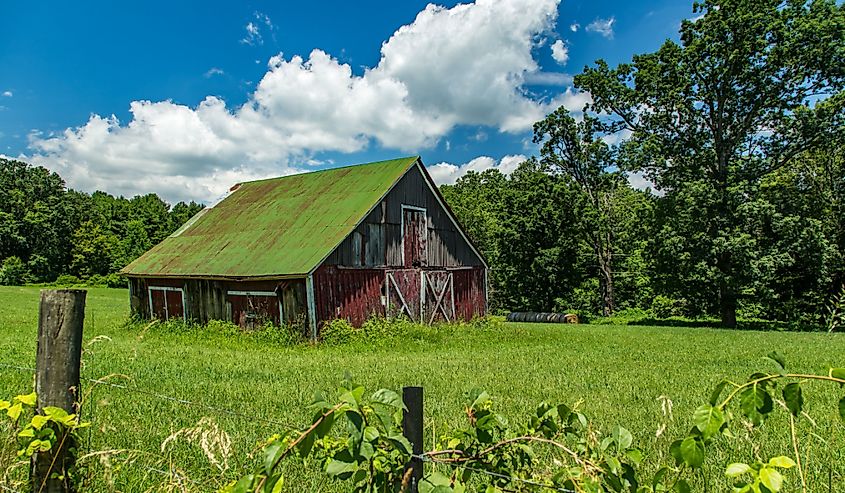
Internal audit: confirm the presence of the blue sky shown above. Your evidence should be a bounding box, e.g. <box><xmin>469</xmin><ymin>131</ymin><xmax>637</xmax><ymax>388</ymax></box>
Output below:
<box><xmin>0</xmin><ymin>0</ymin><xmax>694</xmax><ymax>203</ymax></box>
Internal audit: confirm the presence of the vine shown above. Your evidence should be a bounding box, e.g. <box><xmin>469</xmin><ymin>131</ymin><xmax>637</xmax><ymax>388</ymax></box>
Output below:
<box><xmin>227</xmin><ymin>353</ymin><xmax>845</xmax><ymax>493</ymax></box>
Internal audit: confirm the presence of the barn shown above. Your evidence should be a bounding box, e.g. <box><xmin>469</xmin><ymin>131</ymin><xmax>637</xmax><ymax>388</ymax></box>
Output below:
<box><xmin>121</xmin><ymin>156</ymin><xmax>488</xmax><ymax>339</ymax></box>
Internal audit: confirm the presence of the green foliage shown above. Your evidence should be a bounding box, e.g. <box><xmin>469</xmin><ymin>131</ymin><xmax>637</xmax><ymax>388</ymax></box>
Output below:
<box><xmin>650</xmin><ymin>295</ymin><xmax>688</xmax><ymax>319</ymax></box>
<box><xmin>54</xmin><ymin>274</ymin><xmax>82</xmax><ymax>286</ymax></box>
<box><xmin>0</xmin><ymin>256</ymin><xmax>28</xmax><ymax>286</ymax></box>
<box><xmin>1</xmin><ymin>391</ymin><xmax>90</xmax><ymax>490</ymax></box>
<box><xmin>575</xmin><ymin>0</ymin><xmax>845</xmax><ymax>326</ymax></box>
<box><xmin>0</xmin><ymin>156</ymin><xmax>204</xmax><ymax>284</ymax></box>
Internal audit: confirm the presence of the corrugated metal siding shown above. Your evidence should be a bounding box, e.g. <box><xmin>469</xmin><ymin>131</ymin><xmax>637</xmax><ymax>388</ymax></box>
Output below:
<box><xmin>313</xmin><ymin>265</ymin><xmax>384</xmax><ymax>327</ymax></box>
<box><xmin>325</xmin><ymin>164</ymin><xmax>485</xmax><ymax>268</ymax></box>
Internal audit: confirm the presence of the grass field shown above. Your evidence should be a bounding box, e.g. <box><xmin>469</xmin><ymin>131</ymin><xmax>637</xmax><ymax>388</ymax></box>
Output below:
<box><xmin>1</xmin><ymin>286</ymin><xmax>844</xmax><ymax>491</ymax></box>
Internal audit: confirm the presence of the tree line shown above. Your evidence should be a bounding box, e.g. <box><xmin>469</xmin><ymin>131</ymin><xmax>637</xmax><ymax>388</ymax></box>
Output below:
<box><xmin>0</xmin><ymin>157</ymin><xmax>203</xmax><ymax>286</ymax></box>
<box><xmin>444</xmin><ymin>0</ymin><xmax>845</xmax><ymax>326</ymax></box>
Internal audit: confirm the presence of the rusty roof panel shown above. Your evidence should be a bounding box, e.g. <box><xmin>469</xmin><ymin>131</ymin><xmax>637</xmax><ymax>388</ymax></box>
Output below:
<box><xmin>122</xmin><ymin>156</ymin><xmax>419</xmax><ymax>278</ymax></box>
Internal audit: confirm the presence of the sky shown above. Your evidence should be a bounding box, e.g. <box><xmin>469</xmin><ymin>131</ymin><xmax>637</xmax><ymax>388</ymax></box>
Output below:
<box><xmin>0</xmin><ymin>0</ymin><xmax>695</xmax><ymax>204</ymax></box>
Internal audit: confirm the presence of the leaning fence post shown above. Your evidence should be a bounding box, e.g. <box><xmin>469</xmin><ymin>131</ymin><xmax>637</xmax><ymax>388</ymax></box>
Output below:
<box><xmin>32</xmin><ymin>289</ymin><xmax>86</xmax><ymax>493</ymax></box>
<box><xmin>402</xmin><ymin>386</ymin><xmax>423</xmax><ymax>493</ymax></box>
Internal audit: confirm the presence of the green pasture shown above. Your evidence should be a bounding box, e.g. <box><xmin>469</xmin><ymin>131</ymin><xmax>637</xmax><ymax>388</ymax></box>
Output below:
<box><xmin>1</xmin><ymin>286</ymin><xmax>843</xmax><ymax>491</ymax></box>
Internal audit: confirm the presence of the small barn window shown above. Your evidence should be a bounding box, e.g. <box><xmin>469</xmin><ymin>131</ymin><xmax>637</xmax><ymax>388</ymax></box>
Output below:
<box><xmin>227</xmin><ymin>290</ymin><xmax>281</xmax><ymax>328</ymax></box>
<box><xmin>148</xmin><ymin>286</ymin><xmax>185</xmax><ymax>321</ymax></box>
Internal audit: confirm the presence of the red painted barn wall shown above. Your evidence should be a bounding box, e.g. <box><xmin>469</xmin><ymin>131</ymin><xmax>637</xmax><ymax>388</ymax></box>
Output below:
<box><xmin>453</xmin><ymin>267</ymin><xmax>487</xmax><ymax>321</ymax></box>
<box><xmin>313</xmin><ymin>265</ymin><xmax>385</xmax><ymax>327</ymax></box>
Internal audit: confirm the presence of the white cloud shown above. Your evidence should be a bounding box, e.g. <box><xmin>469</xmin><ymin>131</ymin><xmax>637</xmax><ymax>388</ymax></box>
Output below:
<box><xmin>1</xmin><ymin>91</ymin><xmax>11</xmax><ymax>97</ymax></box>
<box><xmin>627</xmin><ymin>171</ymin><xmax>661</xmax><ymax>194</ymax></box>
<box><xmin>586</xmin><ymin>17</ymin><xmax>615</xmax><ymax>39</ymax></box>
<box><xmin>569</xmin><ymin>23</ymin><xmax>579</xmax><ymax>32</ymax></box>
<box><xmin>204</xmin><ymin>67</ymin><xmax>225</xmax><ymax>78</ymax></box>
<box><xmin>241</xmin><ymin>12</ymin><xmax>275</xmax><ymax>46</ymax></box>
<box><xmin>428</xmin><ymin>154</ymin><xmax>527</xmax><ymax>185</ymax></box>
<box><xmin>25</xmin><ymin>0</ymin><xmax>590</xmax><ymax>203</ymax></box>
<box><xmin>550</xmin><ymin>39</ymin><xmax>569</xmax><ymax>65</ymax></box>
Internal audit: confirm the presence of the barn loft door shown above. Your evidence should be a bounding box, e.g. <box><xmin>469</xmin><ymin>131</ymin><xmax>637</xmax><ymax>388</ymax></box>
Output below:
<box><xmin>423</xmin><ymin>271</ymin><xmax>454</xmax><ymax>324</ymax></box>
<box><xmin>385</xmin><ymin>270</ymin><xmax>422</xmax><ymax>321</ymax></box>
<box><xmin>402</xmin><ymin>206</ymin><xmax>427</xmax><ymax>268</ymax></box>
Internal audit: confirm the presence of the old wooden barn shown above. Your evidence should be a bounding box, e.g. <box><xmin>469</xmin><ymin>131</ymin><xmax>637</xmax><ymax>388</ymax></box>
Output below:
<box><xmin>121</xmin><ymin>156</ymin><xmax>488</xmax><ymax>338</ymax></box>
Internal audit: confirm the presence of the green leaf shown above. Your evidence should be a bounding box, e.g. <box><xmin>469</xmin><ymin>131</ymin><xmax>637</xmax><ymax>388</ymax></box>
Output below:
<box><xmin>6</xmin><ymin>403</ymin><xmax>22</xmax><ymax>421</ymax></box>
<box><xmin>325</xmin><ymin>458</ymin><xmax>357</xmax><ymax>478</ymax></box>
<box><xmin>768</xmin><ymin>456</ymin><xmax>795</xmax><ymax>469</ymax></box>
<box><xmin>387</xmin><ymin>433</ymin><xmax>413</xmax><ymax>455</ymax></box>
<box><xmin>759</xmin><ymin>467</ymin><xmax>783</xmax><ymax>492</ymax></box>
<box><xmin>740</xmin><ymin>386</ymin><xmax>772</xmax><ymax>426</ymax></box>
<box><xmin>674</xmin><ymin>479</ymin><xmax>691</xmax><ymax>493</ymax></box>
<box><xmin>626</xmin><ymin>448</ymin><xmax>643</xmax><ymax>465</ymax></box>
<box><xmin>228</xmin><ymin>474</ymin><xmax>255</xmax><ymax>493</ymax></box>
<box><xmin>17</xmin><ymin>427</ymin><xmax>35</xmax><ymax>438</ymax></box>
<box><xmin>43</xmin><ymin>407</ymin><xmax>68</xmax><ymax>419</ymax></box>
<box><xmin>264</xmin><ymin>442</ymin><xmax>284</xmax><ymax>475</ymax></box>
<box><xmin>371</xmin><ymin>389</ymin><xmax>403</xmax><ymax>409</ymax></box>
<box><xmin>31</xmin><ymin>415</ymin><xmax>49</xmax><ymax>430</ymax></box>
<box><xmin>725</xmin><ymin>463</ymin><xmax>752</xmax><ymax>476</ymax></box>
<box><xmin>363</xmin><ymin>426</ymin><xmax>379</xmax><ymax>442</ymax></box>
<box><xmin>692</xmin><ymin>404</ymin><xmax>725</xmax><ymax>440</ymax></box>
<box><xmin>313</xmin><ymin>409</ymin><xmax>335</xmax><ymax>438</ymax></box>
<box><xmin>669</xmin><ymin>439</ymin><xmax>684</xmax><ymax>466</ymax></box>
<box><xmin>831</xmin><ymin>368</ymin><xmax>845</xmax><ymax>381</ymax></box>
<box><xmin>0</xmin><ymin>400</ymin><xmax>9</xmax><ymax>411</ymax></box>
<box><xmin>679</xmin><ymin>436</ymin><xmax>704</xmax><ymax>468</ymax></box>
<box><xmin>709</xmin><ymin>381</ymin><xmax>729</xmax><ymax>406</ymax></box>
<box><xmin>765</xmin><ymin>351</ymin><xmax>786</xmax><ymax>371</ymax></box>
<box><xmin>611</xmin><ymin>425</ymin><xmax>633</xmax><ymax>450</ymax></box>
<box><xmin>14</xmin><ymin>393</ymin><xmax>36</xmax><ymax>406</ymax></box>
<box><xmin>782</xmin><ymin>383</ymin><xmax>803</xmax><ymax>417</ymax></box>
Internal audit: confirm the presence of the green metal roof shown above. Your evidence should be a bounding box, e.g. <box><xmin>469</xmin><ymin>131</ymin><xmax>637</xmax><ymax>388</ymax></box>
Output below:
<box><xmin>122</xmin><ymin>156</ymin><xmax>420</xmax><ymax>278</ymax></box>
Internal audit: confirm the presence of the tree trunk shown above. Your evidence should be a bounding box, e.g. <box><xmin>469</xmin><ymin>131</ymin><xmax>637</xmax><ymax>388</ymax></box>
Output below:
<box><xmin>598</xmin><ymin>246</ymin><xmax>615</xmax><ymax>316</ymax></box>
<box><xmin>718</xmin><ymin>253</ymin><xmax>737</xmax><ymax>328</ymax></box>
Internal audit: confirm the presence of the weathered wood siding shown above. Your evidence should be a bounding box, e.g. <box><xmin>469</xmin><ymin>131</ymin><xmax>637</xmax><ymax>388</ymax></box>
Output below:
<box><xmin>324</xmin><ymin>164</ymin><xmax>484</xmax><ymax>268</ymax></box>
<box><xmin>129</xmin><ymin>277</ymin><xmax>308</xmax><ymax>330</ymax></box>
<box><xmin>312</xmin><ymin>265</ymin><xmax>385</xmax><ymax>327</ymax></box>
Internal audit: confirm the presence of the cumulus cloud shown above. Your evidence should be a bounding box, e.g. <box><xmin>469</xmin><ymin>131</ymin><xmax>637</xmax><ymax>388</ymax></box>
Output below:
<box><xmin>428</xmin><ymin>154</ymin><xmax>527</xmax><ymax>185</ymax></box>
<box><xmin>26</xmin><ymin>0</ymin><xmax>589</xmax><ymax>203</ymax></box>
<box><xmin>2</xmin><ymin>91</ymin><xmax>11</xmax><ymax>97</ymax></box>
<box><xmin>627</xmin><ymin>171</ymin><xmax>659</xmax><ymax>193</ymax></box>
<box><xmin>569</xmin><ymin>23</ymin><xmax>579</xmax><ymax>32</ymax></box>
<box><xmin>586</xmin><ymin>17</ymin><xmax>615</xmax><ymax>38</ymax></box>
<box><xmin>550</xmin><ymin>39</ymin><xmax>569</xmax><ymax>65</ymax></box>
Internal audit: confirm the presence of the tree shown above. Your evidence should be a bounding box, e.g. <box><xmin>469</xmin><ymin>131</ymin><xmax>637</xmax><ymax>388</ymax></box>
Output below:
<box><xmin>533</xmin><ymin>110</ymin><xmax>625</xmax><ymax>316</ymax></box>
<box><xmin>576</xmin><ymin>0</ymin><xmax>845</xmax><ymax>326</ymax></box>
<box><xmin>0</xmin><ymin>256</ymin><xmax>28</xmax><ymax>285</ymax></box>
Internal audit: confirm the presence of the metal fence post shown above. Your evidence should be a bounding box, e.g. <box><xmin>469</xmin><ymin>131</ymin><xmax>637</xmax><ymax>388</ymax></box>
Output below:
<box><xmin>32</xmin><ymin>289</ymin><xmax>86</xmax><ymax>493</ymax></box>
<box><xmin>402</xmin><ymin>386</ymin><xmax>423</xmax><ymax>493</ymax></box>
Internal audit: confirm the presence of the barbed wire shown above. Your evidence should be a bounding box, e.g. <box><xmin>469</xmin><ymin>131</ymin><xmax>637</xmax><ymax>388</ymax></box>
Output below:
<box><xmin>415</xmin><ymin>454</ymin><xmax>577</xmax><ymax>493</ymax></box>
<box><xmin>0</xmin><ymin>362</ymin><xmax>299</xmax><ymax>431</ymax></box>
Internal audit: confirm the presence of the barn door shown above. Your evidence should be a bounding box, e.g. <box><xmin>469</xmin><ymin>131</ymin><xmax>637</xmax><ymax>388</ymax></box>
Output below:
<box><xmin>402</xmin><ymin>207</ymin><xmax>427</xmax><ymax>267</ymax></box>
<box><xmin>423</xmin><ymin>271</ymin><xmax>454</xmax><ymax>323</ymax></box>
<box><xmin>385</xmin><ymin>269</ymin><xmax>422</xmax><ymax>321</ymax></box>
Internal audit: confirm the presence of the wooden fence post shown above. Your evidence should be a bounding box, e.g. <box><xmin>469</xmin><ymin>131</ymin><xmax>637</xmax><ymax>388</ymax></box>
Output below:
<box><xmin>32</xmin><ymin>289</ymin><xmax>86</xmax><ymax>493</ymax></box>
<box><xmin>402</xmin><ymin>386</ymin><xmax>423</xmax><ymax>493</ymax></box>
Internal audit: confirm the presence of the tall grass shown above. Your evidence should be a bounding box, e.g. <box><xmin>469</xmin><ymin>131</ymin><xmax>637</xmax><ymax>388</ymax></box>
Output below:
<box><xmin>1</xmin><ymin>286</ymin><xmax>843</xmax><ymax>491</ymax></box>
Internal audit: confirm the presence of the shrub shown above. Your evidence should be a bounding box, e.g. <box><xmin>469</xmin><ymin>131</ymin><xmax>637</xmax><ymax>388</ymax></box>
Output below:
<box><xmin>650</xmin><ymin>294</ymin><xmax>688</xmax><ymax>318</ymax></box>
<box><xmin>0</xmin><ymin>256</ymin><xmax>28</xmax><ymax>286</ymax></box>
<box><xmin>54</xmin><ymin>274</ymin><xmax>81</xmax><ymax>286</ymax></box>
<box><xmin>320</xmin><ymin>318</ymin><xmax>359</xmax><ymax>345</ymax></box>
<box><xmin>104</xmin><ymin>273</ymin><xmax>127</xmax><ymax>288</ymax></box>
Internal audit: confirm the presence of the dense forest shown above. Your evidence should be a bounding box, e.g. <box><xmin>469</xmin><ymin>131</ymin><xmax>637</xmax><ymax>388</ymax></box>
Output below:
<box><xmin>1</xmin><ymin>0</ymin><xmax>842</xmax><ymax>327</ymax></box>
<box><xmin>0</xmin><ymin>157</ymin><xmax>203</xmax><ymax>287</ymax></box>
<box><xmin>444</xmin><ymin>0</ymin><xmax>845</xmax><ymax>326</ymax></box>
